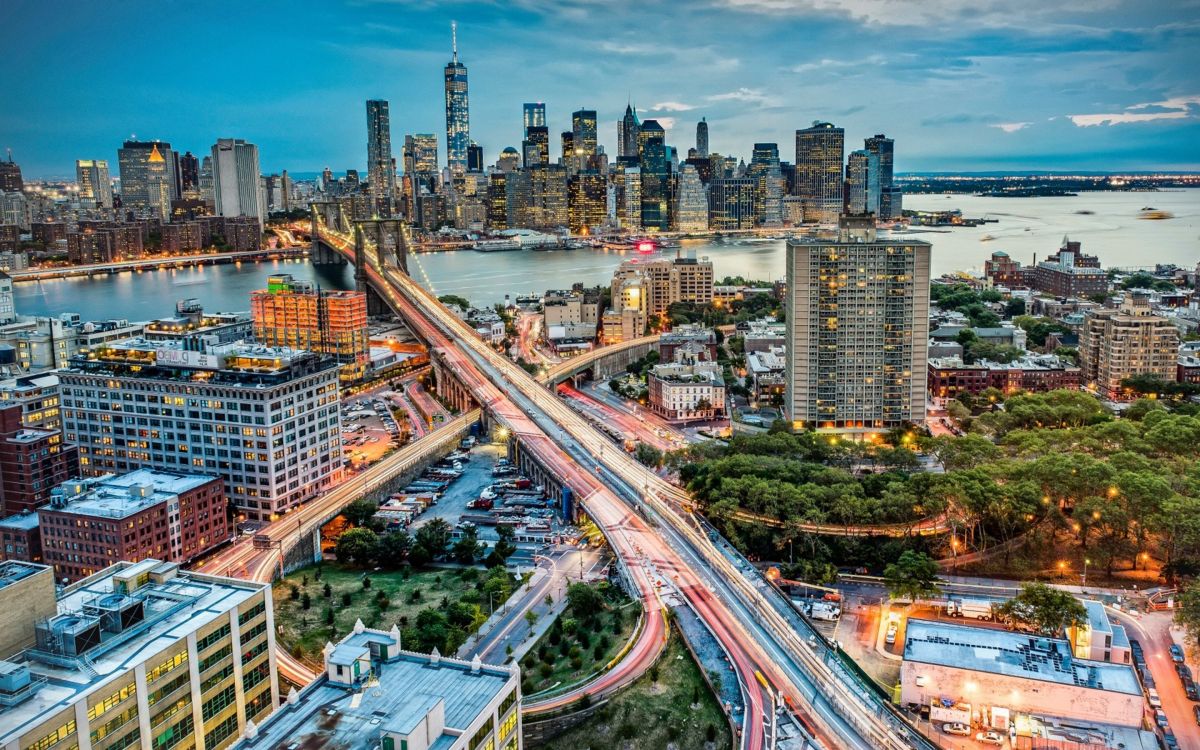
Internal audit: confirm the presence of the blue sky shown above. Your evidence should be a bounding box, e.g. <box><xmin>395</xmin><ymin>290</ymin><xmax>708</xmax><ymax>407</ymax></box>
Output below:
<box><xmin>4</xmin><ymin>0</ymin><xmax>1200</xmax><ymax>177</ymax></box>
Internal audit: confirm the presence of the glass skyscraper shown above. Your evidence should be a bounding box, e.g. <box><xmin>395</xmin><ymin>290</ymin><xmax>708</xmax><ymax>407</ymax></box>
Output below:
<box><xmin>696</xmin><ymin>117</ymin><xmax>709</xmax><ymax>158</ymax></box>
<box><xmin>865</xmin><ymin>134</ymin><xmax>899</xmax><ymax>220</ymax></box>
<box><xmin>444</xmin><ymin>23</ymin><xmax>470</xmax><ymax>173</ymax></box>
<box><xmin>523</xmin><ymin>102</ymin><xmax>546</xmax><ymax>137</ymax></box>
<box><xmin>366</xmin><ymin>99</ymin><xmax>395</xmax><ymax>214</ymax></box>
<box><xmin>794</xmin><ymin>122</ymin><xmax>844</xmax><ymax>224</ymax></box>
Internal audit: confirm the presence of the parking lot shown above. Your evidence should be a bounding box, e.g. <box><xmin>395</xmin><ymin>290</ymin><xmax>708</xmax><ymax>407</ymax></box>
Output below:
<box><xmin>339</xmin><ymin>392</ymin><xmax>410</xmax><ymax>469</ymax></box>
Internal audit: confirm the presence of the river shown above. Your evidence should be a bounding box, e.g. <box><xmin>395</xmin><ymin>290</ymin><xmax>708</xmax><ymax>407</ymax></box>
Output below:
<box><xmin>12</xmin><ymin>190</ymin><xmax>1198</xmax><ymax>320</ymax></box>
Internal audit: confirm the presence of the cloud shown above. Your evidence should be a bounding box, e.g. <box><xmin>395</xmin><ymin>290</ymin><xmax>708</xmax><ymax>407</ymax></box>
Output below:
<box><xmin>716</xmin><ymin>0</ymin><xmax>1127</xmax><ymax>29</ymax></box>
<box><xmin>650</xmin><ymin>101</ymin><xmax>697</xmax><ymax>112</ymax></box>
<box><xmin>654</xmin><ymin>117</ymin><xmax>677</xmax><ymax>130</ymax></box>
<box><xmin>706</xmin><ymin>87</ymin><xmax>777</xmax><ymax>106</ymax></box>
<box><xmin>991</xmin><ymin>122</ymin><xmax>1032</xmax><ymax>132</ymax></box>
<box><xmin>1068</xmin><ymin>95</ymin><xmax>1200</xmax><ymax>126</ymax></box>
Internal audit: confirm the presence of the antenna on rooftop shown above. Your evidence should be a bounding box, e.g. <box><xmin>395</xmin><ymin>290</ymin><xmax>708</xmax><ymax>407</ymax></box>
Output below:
<box><xmin>451</xmin><ymin>21</ymin><xmax>458</xmax><ymax>63</ymax></box>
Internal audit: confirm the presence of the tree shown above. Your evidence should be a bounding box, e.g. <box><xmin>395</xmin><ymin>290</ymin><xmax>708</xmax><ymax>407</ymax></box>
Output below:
<box><xmin>566</xmin><ymin>582</ymin><xmax>605</xmax><ymax>619</ymax></box>
<box><xmin>335</xmin><ymin>527</ymin><xmax>379</xmax><ymax>567</ymax></box>
<box><xmin>452</xmin><ymin>526</ymin><xmax>481</xmax><ymax>564</ymax></box>
<box><xmin>412</xmin><ymin>608</ymin><xmax>449</xmax><ymax>653</ymax></box>
<box><xmin>634</xmin><ymin>443</ymin><xmax>663</xmax><ymax>468</ymax></box>
<box><xmin>341</xmin><ymin>498</ymin><xmax>379</xmax><ymax>529</ymax></box>
<box><xmin>882</xmin><ymin>551</ymin><xmax>941</xmax><ymax>602</ymax></box>
<box><xmin>414</xmin><ymin>519</ymin><xmax>452</xmax><ymax>561</ymax></box>
<box><xmin>1175</xmin><ymin>580</ymin><xmax>1200</xmax><ymax>651</ymax></box>
<box><xmin>437</xmin><ymin>294</ymin><xmax>472</xmax><ymax>310</ymax></box>
<box><xmin>995</xmin><ymin>583</ymin><xmax>1086</xmax><ymax>635</ymax></box>
<box><xmin>376</xmin><ymin>531</ymin><xmax>413</xmax><ymax>568</ymax></box>
<box><xmin>486</xmin><ymin>525</ymin><xmax>517</xmax><ymax>567</ymax></box>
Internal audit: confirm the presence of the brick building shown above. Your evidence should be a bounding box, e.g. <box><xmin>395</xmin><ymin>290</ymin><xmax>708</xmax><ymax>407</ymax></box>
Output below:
<box><xmin>1026</xmin><ymin>240</ymin><xmax>1108</xmax><ymax>298</ymax></box>
<box><xmin>927</xmin><ymin>355</ymin><xmax>1081</xmax><ymax>400</ymax></box>
<box><xmin>0</xmin><ymin>404</ymin><xmax>78</xmax><ymax>517</ymax></box>
<box><xmin>983</xmin><ymin>250</ymin><xmax>1024</xmax><ymax>288</ymax></box>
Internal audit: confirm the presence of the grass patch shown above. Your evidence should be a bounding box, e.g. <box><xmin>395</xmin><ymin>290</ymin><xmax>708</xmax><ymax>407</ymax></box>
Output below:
<box><xmin>537</xmin><ymin>628</ymin><xmax>732</xmax><ymax>750</ymax></box>
<box><xmin>274</xmin><ymin>562</ymin><xmax>503</xmax><ymax>663</ymax></box>
<box><xmin>520</xmin><ymin>585</ymin><xmax>635</xmax><ymax>697</ymax></box>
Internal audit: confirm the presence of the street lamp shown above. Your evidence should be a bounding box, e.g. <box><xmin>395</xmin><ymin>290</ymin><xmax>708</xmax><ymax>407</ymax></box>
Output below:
<box><xmin>1082</xmin><ymin>558</ymin><xmax>1090</xmax><ymax>585</ymax></box>
<box><xmin>1058</xmin><ymin>561</ymin><xmax>1066</xmax><ymax>579</ymax></box>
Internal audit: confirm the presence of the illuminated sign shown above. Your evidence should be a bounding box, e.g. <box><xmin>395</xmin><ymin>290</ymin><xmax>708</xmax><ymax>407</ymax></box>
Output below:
<box><xmin>154</xmin><ymin>349</ymin><xmax>221</xmax><ymax>370</ymax></box>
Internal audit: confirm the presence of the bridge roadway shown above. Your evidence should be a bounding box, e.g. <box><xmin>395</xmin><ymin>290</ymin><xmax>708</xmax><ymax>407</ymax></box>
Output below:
<box><xmin>321</xmin><ymin>224</ymin><xmax>936</xmax><ymax>750</ymax></box>
<box><xmin>7</xmin><ymin>248</ymin><xmax>307</xmax><ymax>281</ymax></box>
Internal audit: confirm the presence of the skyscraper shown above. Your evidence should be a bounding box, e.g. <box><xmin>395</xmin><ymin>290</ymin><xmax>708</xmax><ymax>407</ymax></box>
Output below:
<box><xmin>748</xmin><ymin>143</ymin><xmax>782</xmax><ymax>227</ymax></box>
<box><xmin>572</xmin><ymin>109</ymin><xmax>598</xmax><ymax>158</ymax></box>
<box><xmin>404</xmin><ymin>134</ymin><xmax>440</xmax><ymax>175</ymax></box>
<box><xmin>638</xmin><ymin>120</ymin><xmax>669</xmax><ymax>231</ymax></box>
<box><xmin>117</xmin><ymin>140</ymin><xmax>178</xmax><ymax>217</ymax></box>
<box><xmin>0</xmin><ymin>151</ymin><xmax>22</xmax><ymax>192</ymax></box>
<box><xmin>366</xmin><ymin>99</ymin><xmax>396</xmax><ymax>214</ymax></box>
<box><xmin>251</xmin><ymin>273</ymin><xmax>370</xmax><ymax>370</ymax></box>
<box><xmin>523</xmin><ymin>126</ymin><xmax>550</xmax><ymax>168</ymax></box>
<box><xmin>75</xmin><ymin>159</ymin><xmax>113</xmax><ymax>208</ymax></box>
<box><xmin>794</xmin><ymin>122</ymin><xmax>844</xmax><ymax>224</ymax></box>
<box><xmin>707</xmin><ymin>177</ymin><xmax>755</xmax><ymax>230</ymax></box>
<box><xmin>618</xmin><ymin>104</ymin><xmax>640</xmax><ymax>160</ymax></box>
<box><xmin>179</xmin><ymin>150</ymin><xmax>200</xmax><ymax>192</ymax></box>
<box><xmin>865</xmin><ymin>133</ymin><xmax>900</xmax><ymax>220</ymax></box>
<box><xmin>523</xmin><ymin>102</ymin><xmax>546</xmax><ymax>137</ymax></box>
<box><xmin>696</xmin><ymin>117</ymin><xmax>709</xmax><ymax>158</ymax></box>
<box><xmin>211</xmin><ymin>137</ymin><xmax>264</xmax><ymax>226</ymax></box>
<box><xmin>444</xmin><ymin>22</ymin><xmax>470</xmax><ymax>173</ymax></box>
<box><xmin>674</xmin><ymin>163</ymin><xmax>708</xmax><ymax>232</ymax></box>
<box><xmin>785</xmin><ymin>215</ymin><xmax>930</xmax><ymax>433</ymax></box>
<box><xmin>467</xmin><ymin>142</ymin><xmax>484</xmax><ymax>172</ymax></box>
<box><xmin>844</xmin><ymin>149</ymin><xmax>879</xmax><ymax>215</ymax></box>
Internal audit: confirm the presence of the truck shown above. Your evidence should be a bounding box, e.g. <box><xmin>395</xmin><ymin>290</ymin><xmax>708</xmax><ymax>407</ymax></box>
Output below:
<box><xmin>947</xmin><ymin>598</ymin><xmax>995</xmax><ymax>621</ymax></box>
<box><xmin>809</xmin><ymin>601</ymin><xmax>842</xmax><ymax>621</ymax></box>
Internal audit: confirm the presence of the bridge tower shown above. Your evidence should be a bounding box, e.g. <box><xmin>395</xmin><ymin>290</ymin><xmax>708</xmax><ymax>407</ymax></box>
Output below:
<box><xmin>309</xmin><ymin>201</ymin><xmax>349</xmax><ymax>265</ymax></box>
<box><xmin>353</xmin><ymin>218</ymin><xmax>409</xmax><ymax>275</ymax></box>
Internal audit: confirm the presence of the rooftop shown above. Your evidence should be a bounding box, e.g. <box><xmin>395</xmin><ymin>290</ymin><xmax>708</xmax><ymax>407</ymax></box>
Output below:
<box><xmin>903</xmin><ymin>619</ymin><xmax>1140</xmax><ymax>696</ymax></box>
<box><xmin>239</xmin><ymin>632</ymin><xmax>516</xmax><ymax>750</ymax></box>
<box><xmin>0</xmin><ymin>511</ymin><xmax>40</xmax><ymax>531</ymax></box>
<box><xmin>0</xmin><ymin>561</ymin><xmax>265</xmax><ymax>746</ymax></box>
<box><xmin>0</xmin><ymin>560</ymin><xmax>45</xmax><ymax>590</ymax></box>
<box><xmin>46</xmin><ymin>469</ymin><xmax>218</xmax><ymax>520</ymax></box>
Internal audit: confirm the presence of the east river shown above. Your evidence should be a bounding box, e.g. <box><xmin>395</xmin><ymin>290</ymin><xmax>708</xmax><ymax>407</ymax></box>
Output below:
<box><xmin>12</xmin><ymin>190</ymin><xmax>1199</xmax><ymax>320</ymax></box>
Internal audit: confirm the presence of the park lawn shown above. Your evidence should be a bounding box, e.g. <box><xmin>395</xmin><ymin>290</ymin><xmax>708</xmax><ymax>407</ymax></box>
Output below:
<box><xmin>538</xmin><ymin>629</ymin><xmax>732</xmax><ymax>750</ymax></box>
<box><xmin>273</xmin><ymin>563</ymin><xmax>475</xmax><ymax>664</ymax></box>
<box><xmin>520</xmin><ymin>591</ymin><xmax>636</xmax><ymax>697</ymax></box>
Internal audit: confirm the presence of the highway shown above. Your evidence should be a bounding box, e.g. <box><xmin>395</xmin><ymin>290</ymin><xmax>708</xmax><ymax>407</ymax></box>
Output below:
<box><xmin>323</xmin><ymin>222</ymin><xmax>949</xmax><ymax>749</ymax></box>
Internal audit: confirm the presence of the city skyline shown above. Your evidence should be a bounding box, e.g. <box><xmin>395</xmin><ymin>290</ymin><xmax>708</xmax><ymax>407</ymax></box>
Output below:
<box><xmin>4</xmin><ymin>0</ymin><xmax>1200</xmax><ymax>178</ymax></box>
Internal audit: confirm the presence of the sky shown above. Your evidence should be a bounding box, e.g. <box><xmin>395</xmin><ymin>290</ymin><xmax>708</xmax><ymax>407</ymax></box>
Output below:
<box><xmin>4</xmin><ymin>0</ymin><xmax>1200</xmax><ymax>178</ymax></box>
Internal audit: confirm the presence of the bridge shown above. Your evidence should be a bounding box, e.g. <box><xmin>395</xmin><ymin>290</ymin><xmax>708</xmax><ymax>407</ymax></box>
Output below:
<box><xmin>7</xmin><ymin>248</ymin><xmax>307</xmax><ymax>281</ymax></box>
<box><xmin>313</xmin><ymin>218</ymin><xmax>938</xmax><ymax>750</ymax></box>
<box><xmin>539</xmin><ymin>335</ymin><xmax>660</xmax><ymax>386</ymax></box>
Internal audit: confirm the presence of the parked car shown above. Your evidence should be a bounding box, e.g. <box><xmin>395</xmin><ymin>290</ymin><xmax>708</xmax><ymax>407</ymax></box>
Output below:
<box><xmin>1193</xmin><ymin>704</ymin><xmax>1200</xmax><ymax>726</ymax></box>
<box><xmin>1155</xmin><ymin>708</ymin><xmax>1169</xmax><ymax>728</ymax></box>
<box><xmin>1148</xmin><ymin>687</ymin><xmax>1162</xmax><ymax>708</ymax></box>
<box><xmin>942</xmin><ymin>723</ymin><xmax>971</xmax><ymax>737</ymax></box>
<box><xmin>1170</xmin><ymin>644</ymin><xmax>1186</xmax><ymax>663</ymax></box>
<box><xmin>885</xmin><ymin>622</ymin><xmax>899</xmax><ymax>645</ymax></box>
<box><xmin>1162</xmin><ymin>732</ymin><xmax>1179</xmax><ymax>750</ymax></box>
<box><xmin>1184</xmin><ymin>676</ymin><xmax>1198</xmax><ymax>701</ymax></box>
<box><xmin>975</xmin><ymin>730</ymin><xmax>1005</xmax><ymax>745</ymax></box>
<box><xmin>1177</xmin><ymin>663</ymin><xmax>1193</xmax><ymax>681</ymax></box>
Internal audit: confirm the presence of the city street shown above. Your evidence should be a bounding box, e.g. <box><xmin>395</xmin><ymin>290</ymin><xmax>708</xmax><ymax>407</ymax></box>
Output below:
<box><xmin>1110</xmin><ymin>608</ymin><xmax>1200</xmax><ymax>749</ymax></box>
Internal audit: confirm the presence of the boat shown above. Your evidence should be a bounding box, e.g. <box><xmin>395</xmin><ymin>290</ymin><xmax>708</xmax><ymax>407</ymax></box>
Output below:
<box><xmin>1138</xmin><ymin>208</ymin><xmax>1173</xmax><ymax>220</ymax></box>
<box><xmin>1075</xmin><ymin>210</ymin><xmax>1095</xmax><ymax>215</ymax></box>
<box><xmin>979</xmin><ymin>235</ymin><xmax>996</xmax><ymax>242</ymax></box>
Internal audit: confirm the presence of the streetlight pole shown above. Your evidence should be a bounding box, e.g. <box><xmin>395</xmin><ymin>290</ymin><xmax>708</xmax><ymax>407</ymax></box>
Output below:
<box><xmin>1082</xmin><ymin>558</ymin><xmax>1089</xmax><ymax>586</ymax></box>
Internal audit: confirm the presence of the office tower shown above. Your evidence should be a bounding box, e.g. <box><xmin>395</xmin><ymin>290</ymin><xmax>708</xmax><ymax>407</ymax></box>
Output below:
<box><xmin>696</xmin><ymin>117</ymin><xmax>709</xmax><ymax>158</ymax></box>
<box><xmin>674</xmin><ymin>163</ymin><xmax>708</xmax><ymax>232</ymax></box>
<box><xmin>618</xmin><ymin>104</ymin><xmax>641</xmax><ymax>159</ymax></box>
<box><xmin>250</xmin><ymin>273</ymin><xmax>370</xmax><ymax>370</ymax></box>
<box><xmin>211</xmin><ymin>138</ymin><xmax>264</xmax><ymax>225</ymax></box>
<box><xmin>522</xmin><ymin>125</ymin><xmax>550</xmax><ymax>168</ymax></box>
<box><xmin>560</xmin><ymin>131</ymin><xmax>575</xmax><ymax>165</ymax></box>
<box><xmin>366</xmin><ymin>99</ymin><xmax>396</xmax><ymax>214</ymax></box>
<box><xmin>620</xmin><ymin>167</ymin><xmax>641</xmax><ymax>229</ymax></box>
<box><xmin>239</xmin><ymin>625</ymin><xmax>521</xmax><ymax>750</ymax></box>
<box><xmin>707</xmin><ymin>177</ymin><xmax>755</xmax><ymax>230</ymax></box>
<box><xmin>523</xmin><ymin>102</ymin><xmax>546</xmax><ymax>137</ymax></box>
<box><xmin>496</xmin><ymin>146</ymin><xmax>520</xmax><ymax>173</ymax></box>
<box><xmin>0</xmin><ymin>404</ymin><xmax>77</xmax><ymax>517</ymax></box>
<box><xmin>117</xmin><ymin>140</ymin><xmax>177</xmax><ymax>220</ymax></box>
<box><xmin>486</xmin><ymin>173</ymin><xmax>509</xmax><ymax>229</ymax></box>
<box><xmin>572</xmin><ymin>109</ymin><xmax>598</xmax><ymax>158</ymax></box>
<box><xmin>444</xmin><ymin>22</ymin><xmax>470</xmax><ymax>173</ymax></box>
<box><xmin>75</xmin><ymin>159</ymin><xmax>113</xmax><ymax>208</ymax></box>
<box><xmin>1079</xmin><ymin>294</ymin><xmax>1180</xmax><ymax>399</ymax></box>
<box><xmin>865</xmin><ymin>134</ymin><xmax>899</xmax><ymax>220</ymax></box>
<box><xmin>179</xmin><ymin>150</ymin><xmax>200</xmax><ymax>191</ymax></box>
<box><xmin>637</xmin><ymin>118</ymin><xmax>664</xmax><ymax>161</ymax></box>
<box><xmin>38</xmin><ymin>469</ymin><xmax>228</xmax><ymax>577</ymax></box>
<box><xmin>404</xmin><ymin>134</ymin><xmax>439</xmax><ymax>176</ymax></box>
<box><xmin>785</xmin><ymin>216</ymin><xmax>930</xmax><ymax>433</ymax></box>
<box><xmin>637</xmin><ymin>120</ymin><xmax>668</xmax><ymax>231</ymax></box>
<box><xmin>61</xmin><ymin>340</ymin><xmax>342</xmax><ymax>521</ymax></box>
<box><xmin>467</xmin><ymin>142</ymin><xmax>484</xmax><ymax>172</ymax></box>
<box><xmin>527</xmin><ymin>165</ymin><xmax>568</xmax><ymax>229</ymax></box>
<box><xmin>843</xmin><ymin>149</ymin><xmax>880</xmax><ymax>215</ymax></box>
<box><xmin>0</xmin><ymin>151</ymin><xmax>22</xmax><ymax>192</ymax></box>
<box><xmin>568</xmin><ymin>170</ymin><xmax>606</xmax><ymax>234</ymax></box>
<box><xmin>748</xmin><ymin>143</ymin><xmax>783</xmax><ymax>226</ymax></box>
<box><xmin>0</xmin><ymin>560</ymin><xmax>280</xmax><ymax>750</ymax></box>
<box><xmin>794</xmin><ymin>122</ymin><xmax>844</xmax><ymax>224</ymax></box>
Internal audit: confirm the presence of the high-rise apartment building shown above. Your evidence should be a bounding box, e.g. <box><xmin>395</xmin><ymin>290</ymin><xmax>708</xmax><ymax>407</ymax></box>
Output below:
<box><xmin>674</xmin><ymin>163</ymin><xmax>708</xmax><ymax>232</ymax></box>
<box><xmin>75</xmin><ymin>160</ymin><xmax>113</xmax><ymax>209</ymax></box>
<box><xmin>523</xmin><ymin>102</ymin><xmax>546</xmax><ymax>137</ymax></box>
<box><xmin>60</xmin><ymin>340</ymin><xmax>342</xmax><ymax>521</ymax></box>
<box><xmin>696</xmin><ymin>117</ymin><xmax>709</xmax><ymax>158</ymax></box>
<box><xmin>794</xmin><ymin>122</ymin><xmax>844</xmax><ymax>224</ymax></box>
<box><xmin>785</xmin><ymin>215</ymin><xmax>930</xmax><ymax>433</ymax></box>
<box><xmin>864</xmin><ymin>134</ymin><xmax>899</xmax><ymax>220</ymax></box>
<box><xmin>1078</xmin><ymin>294</ymin><xmax>1180</xmax><ymax>398</ymax></box>
<box><xmin>609</xmin><ymin>255</ymin><xmax>714</xmax><ymax>319</ymax></box>
<box><xmin>366</xmin><ymin>100</ymin><xmax>396</xmax><ymax>215</ymax></box>
<box><xmin>444</xmin><ymin>22</ymin><xmax>470</xmax><ymax>173</ymax></box>
<box><xmin>211</xmin><ymin>138</ymin><xmax>264</xmax><ymax>226</ymax></box>
<box><xmin>0</xmin><ymin>559</ymin><xmax>279</xmax><ymax>750</ymax></box>
<box><xmin>38</xmin><ymin>469</ymin><xmax>228</xmax><ymax>580</ymax></box>
<box><xmin>117</xmin><ymin>140</ymin><xmax>178</xmax><ymax>218</ymax></box>
<box><xmin>618</xmin><ymin>104</ymin><xmax>641</xmax><ymax>160</ymax></box>
<box><xmin>250</xmin><ymin>274</ymin><xmax>369</xmax><ymax>370</ymax></box>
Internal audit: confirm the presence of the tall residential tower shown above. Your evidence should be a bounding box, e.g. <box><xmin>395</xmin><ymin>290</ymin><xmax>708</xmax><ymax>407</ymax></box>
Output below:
<box><xmin>366</xmin><ymin>99</ymin><xmax>396</xmax><ymax>214</ymax></box>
